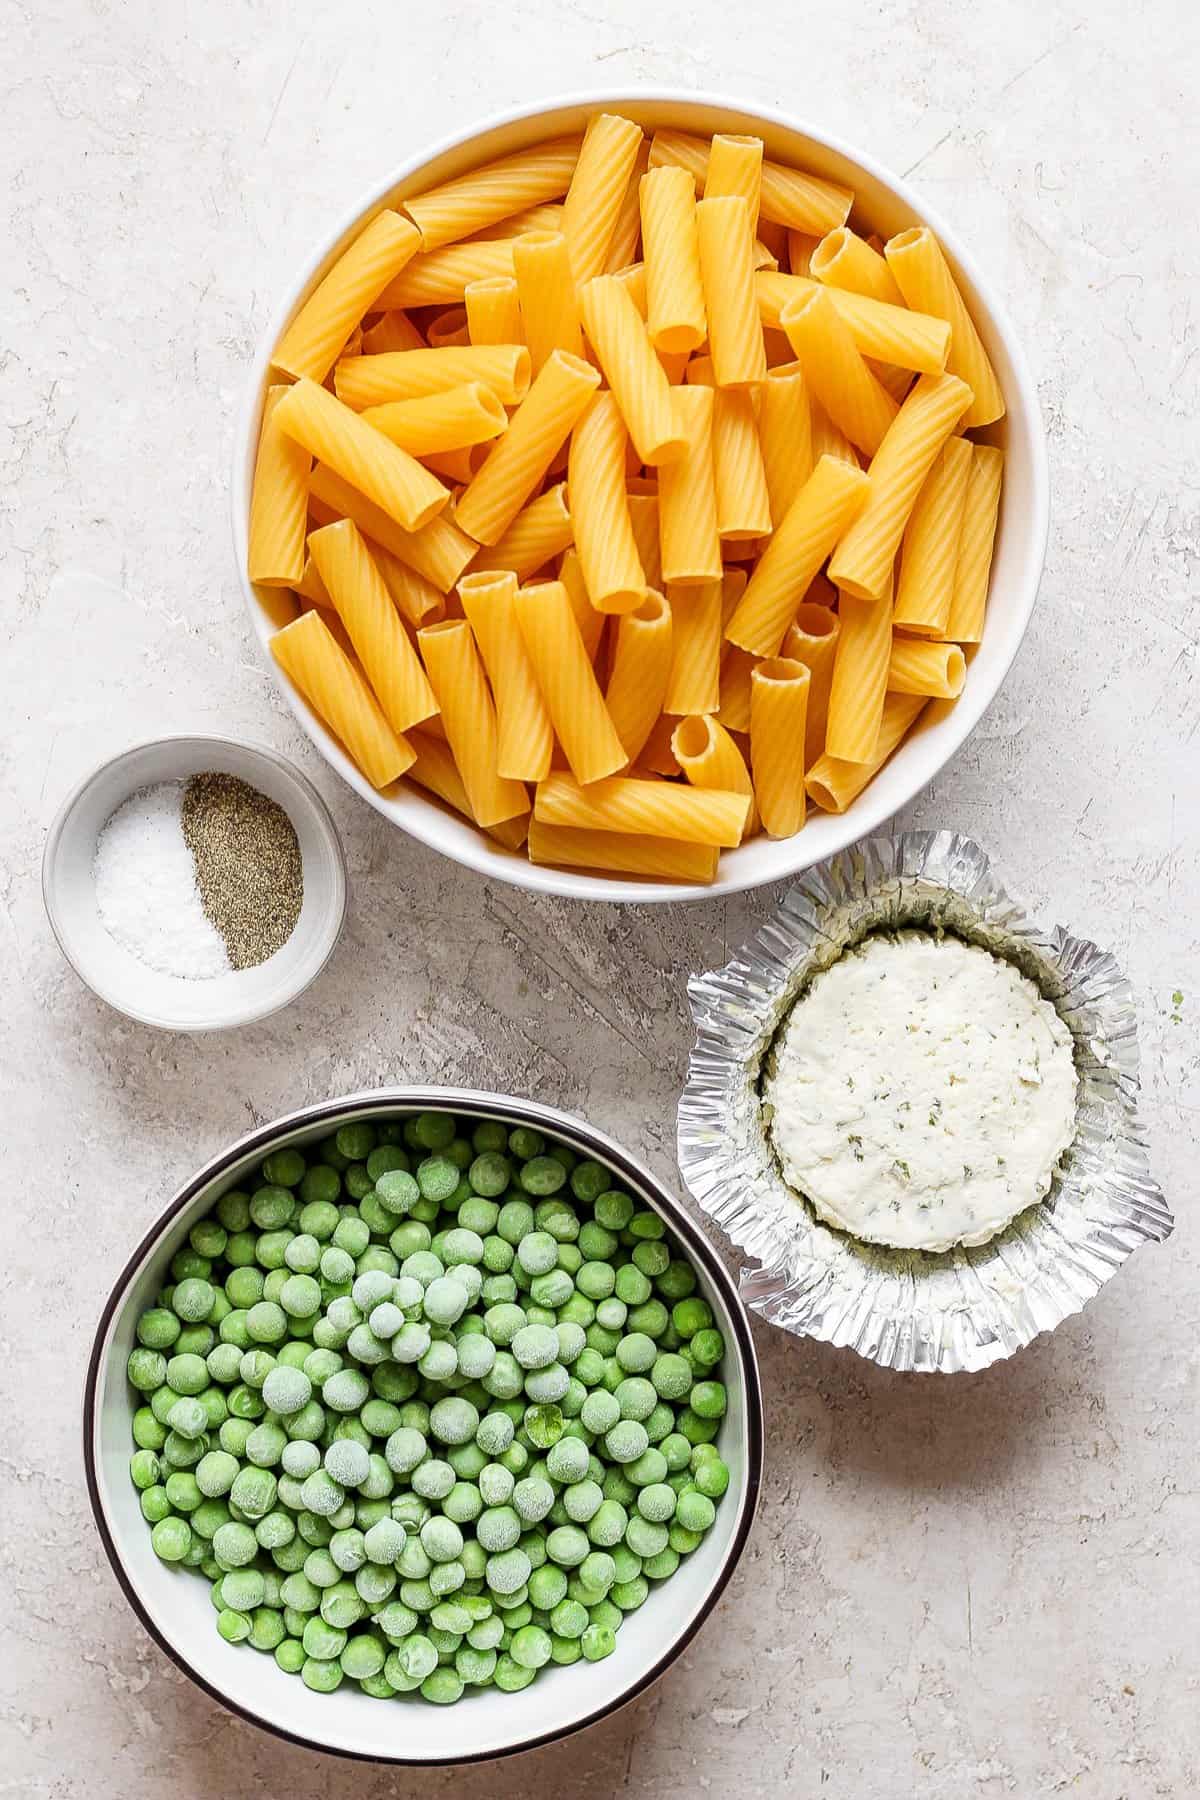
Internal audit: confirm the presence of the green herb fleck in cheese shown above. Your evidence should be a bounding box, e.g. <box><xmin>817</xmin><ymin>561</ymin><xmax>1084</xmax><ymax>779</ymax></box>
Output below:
<box><xmin>764</xmin><ymin>932</ymin><xmax>1079</xmax><ymax>1253</ymax></box>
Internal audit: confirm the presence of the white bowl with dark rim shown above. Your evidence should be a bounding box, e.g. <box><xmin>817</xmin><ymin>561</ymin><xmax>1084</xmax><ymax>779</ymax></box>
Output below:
<box><xmin>85</xmin><ymin>1088</ymin><xmax>763</xmax><ymax>1763</ymax></box>
<box><xmin>233</xmin><ymin>90</ymin><xmax>1048</xmax><ymax>904</ymax></box>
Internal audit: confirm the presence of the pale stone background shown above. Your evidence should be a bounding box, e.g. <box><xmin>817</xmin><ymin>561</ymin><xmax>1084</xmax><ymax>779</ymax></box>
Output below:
<box><xmin>2</xmin><ymin>1</ymin><xmax>1197</xmax><ymax>1794</ymax></box>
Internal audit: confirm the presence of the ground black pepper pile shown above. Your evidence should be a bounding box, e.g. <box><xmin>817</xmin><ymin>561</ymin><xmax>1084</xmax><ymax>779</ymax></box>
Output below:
<box><xmin>181</xmin><ymin>773</ymin><xmax>302</xmax><ymax>970</ymax></box>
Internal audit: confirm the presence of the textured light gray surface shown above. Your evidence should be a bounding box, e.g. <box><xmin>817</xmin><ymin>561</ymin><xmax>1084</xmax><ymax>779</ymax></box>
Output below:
<box><xmin>2</xmin><ymin>2</ymin><xmax>1197</xmax><ymax>1795</ymax></box>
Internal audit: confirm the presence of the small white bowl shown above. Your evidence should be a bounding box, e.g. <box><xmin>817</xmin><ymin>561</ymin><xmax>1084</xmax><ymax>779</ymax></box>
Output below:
<box><xmin>85</xmin><ymin>1088</ymin><xmax>763</xmax><ymax>1763</ymax></box>
<box><xmin>43</xmin><ymin>734</ymin><xmax>346</xmax><ymax>1031</ymax></box>
<box><xmin>233</xmin><ymin>89</ymin><xmax>1049</xmax><ymax>905</ymax></box>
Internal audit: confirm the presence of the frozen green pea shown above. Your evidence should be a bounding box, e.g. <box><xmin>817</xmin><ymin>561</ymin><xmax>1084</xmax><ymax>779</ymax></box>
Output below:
<box><xmin>127</xmin><ymin>1348</ymin><xmax>167</xmax><ymax>1394</ymax></box>
<box><xmin>511</xmin><ymin>1323</ymin><xmax>558</xmax><ymax>1370</ymax></box>
<box><xmin>512</xmin><ymin>1475</ymin><xmax>555</xmax><ymax>1524</ymax></box>
<box><xmin>689</xmin><ymin>1379</ymin><xmax>726</xmax><ymax>1419</ymax></box>
<box><xmin>546</xmin><ymin>1436</ymin><xmax>589</xmax><ymax>1485</ymax></box>
<box><xmin>604</xmin><ymin>1420</ymin><xmax>648</xmax><ymax>1464</ymax></box>
<box><xmin>261</xmin><ymin>1365</ymin><xmax>312</xmax><ymax>1417</ymax></box>
<box><xmin>675</xmin><ymin>1489</ymin><xmax>716</xmax><ymax>1533</ymax></box>
<box><xmin>163</xmin><ymin>1471</ymin><xmax>202</xmax><ymax>1513</ymax></box>
<box><xmin>615</xmin><ymin>1332</ymin><xmax>657</xmax><ymax>1374</ymax></box>
<box><xmin>129</xmin><ymin>1449</ymin><xmax>161</xmax><ymax>1492</ymax></box>
<box><xmin>141</xmin><ymin>1485</ymin><xmax>171</xmax><ymax>1525</ymax></box>
<box><xmin>486</xmin><ymin>1548</ymin><xmax>531</xmax><ymax>1596</ymax></box>
<box><xmin>509</xmin><ymin>1623</ymin><xmax>552</xmax><ymax>1668</ymax></box>
<box><xmin>165</xmin><ymin>1396</ymin><xmax>208</xmax><ymax>1441</ymax></box>
<box><xmin>545</xmin><ymin>1525</ymin><xmax>589</xmax><ymax>1567</ymax></box>
<box><xmin>137</xmin><ymin>1308</ymin><xmax>181</xmax><ymax>1351</ymax></box>
<box><xmin>694</xmin><ymin>1456</ymin><xmax>730</xmax><ymax>1499</ymax></box>
<box><xmin>518</xmin><ymin>1157</ymin><xmax>566</xmax><ymax>1198</ymax></box>
<box><xmin>563</xmin><ymin>1480</ymin><xmax>603</xmax><ymax>1524</ymax></box>
<box><xmin>582</xmin><ymin>1621</ymin><xmax>616</xmax><ymax>1661</ymax></box>
<box><xmin>587</xmin><ymin>1499</ymin><xmax>628</xmax><ymax>1547</ymax></box>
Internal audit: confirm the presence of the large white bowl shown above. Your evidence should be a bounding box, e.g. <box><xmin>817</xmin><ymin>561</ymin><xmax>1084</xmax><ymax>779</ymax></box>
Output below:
<box><xmin>233</xmin><ymin>91</ymin><xmax>1048</xmax><ymax>903</ymax></box>
<box><xmin>85</xmin><ymin>1089</ymin><xmax>763</xmax><ymax>1763</ymax></box>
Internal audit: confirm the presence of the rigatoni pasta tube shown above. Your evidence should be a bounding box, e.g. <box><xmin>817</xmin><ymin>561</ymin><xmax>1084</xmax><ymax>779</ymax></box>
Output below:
<box><xmin>308</xmin><ymin>464</ymin><xmax>476</xmax><ymax>592</ymax></box>
<box><xmin>828</xmin><ymin>372</ymin><xmax>973</xmax><ymax>602</ymax></box>
<box><xmin>562</xmin><ymin>113</ymin><xmax>644</xmax><ymax>284</ymax></box>
<box><xmin>458</xmin><ymin>569</ymin><xmax>554</xmax><ymax>782</ymax></box>
<box><xmin>335</xmin><ymin>345</ymin><xmax>531</xmax><ymax>410</ymax></box>
<box><xmin>639</xmin><ymin>165</ymin><xmax>706</xmax><ymax>355</ymax></box>
<box><xmin>604</xmin><ymin>137</ymin><xmax>651</xmax><ymax>274</ymax></box>
<box><xmin>361</xmin><ymin>383</ymin><xmax>507</xmax><ymax>456</ymax></box>
<box><xmin>512</xmin><ymin>231</ymin><xmax>582</xmax><ymax>374</ymax></box>
<box><xmin>638</xmin><ymin>714</ymin><xmax>682</xmax><ymax>776</ymax></box>
<box><xmin>308</xmin><ymin>520</ymin><xmax>439</xmax><ymax>735</ymax></box>
<box><xmin>361</xmin><ymin>309</ymin><xmax>426</xmax><ymax>355</ymax></box>
<box><xmin>726</xmin><ymin>454</ymin><xmax>870</xmax><ymax>657</ymax></box>
<box><xmin>426</xmin><ymin>308</ymin><xmax>470</xmax><ymax>349</ymax></box>
<box><xmin>378</xmin><ymin>240</ymin><xmax>516</xmax><ymax>309</ymax></box>
<box><xmin>471</xmin><ymin>203</ymin><xmax>564</xmax><ymax>241</ymax></box>
<box><xmin>273</xmin><ymin>210</ymin><xmax>420</xmax><ymax>383</ymax></box>
<box><xmin>406</xmin><ymin>727</ymin><xmax>473</xmax><ymax>817</ymax></box>
<box><xmin>417</xmin><ymin>620</ymin><xmax>528</xmax><ymax>827</ymax></box>
<box><xmin>671</xmin><ymin>714</ymin><xmax>756</xmax><ymax>839</ymax></box>
<box><xmin>472</xmin><ymin>482</ymin><xmax>573</xmax><ymax>581</ymax></box>
<box><xmin>703</xmin><ymin>134</ymin><xmax>763</xmax><ymax>216</ymax></box>
<box><xmin>892</xmin><ymin>436</ymin><xmax>974</xmax><ymax>635</ymax></box>
<box><xmin>888</xmin><ymin>637</ymin><xmax>966</xmax><ymax>698</ymax></box>
<box><xmin>944</xmin><ymin>445</ymin><xmax>1004</xmax><ymax>643</ymax></box>
<box><xmin>717</xmin><ymin>646</ymin><xmax>755</xmax><ymax>733</ymax></box>
<box><xmin>604</xmin><ymin>589</ymin><xmax>673</xmax><ymax>762</ymax></box>
<box><xmin>658</xmin><ymin>385</ymin><xmax>722</xmax><ymax>586</ymax></box>
<box><xmin>750</xmin><ymin>658</ymin><xmax>811</xmax><ymax>836</ymax></box>
<box><xmin>626</xmin><ymin>490</ymin><xmax>663</xmax><ymax>593</ymax></box>
<box><xmin>527</xmin><ymin>819</ymin><xmax>718</xmax><ymax>883</ymax></box>
<box><xmin>808</xmin><ymin>396</ymin><xmax>860</xmax><ymax>470</ymax></box>
<box><xmin>687</xmin><ymin>357</ymin><xmax>771</xmax><ymax>541</ymax></box>
<box><xmin>568</xmin><ymin>392</ymin><xmax>646</xmax><ymax>614</ymax></box>
<box><xmin>663</xmin><ymin>578</ymin><xmax>722</xmax><ymax>716</ymax></box>
<box><xmin>811</xmin><ymin>227</ymin><xmax>903</xmax><ymax>305</ymax></box>
<box><xmin>368</xmin><ymin>539</ymin><xmax>443</xmax><ymax>626</ymax></box>
<box><xmin>780</xmin><ymin>284</ymin><xmax>898</xmax><ymax>457</ymax></box>
<box><xmin>758</xmin><ymin>361</ymin><xmax>813</xmax><ymax>526</ymax></box>
<box><xmin>465</xmin><ymin>277</ymin><xmax>523</xmax><ymax>347</ymax></box>
<box><xmin>456</xmin><ymin>351</ymin><xmax>600</xmax><ymax>545</ymax></box>
<box><xmin>806</xmin><ymin>693</ymin><xmax>927</xmax><ymax>813</ymax></box>
<box><xmin>248</xmin><ymin>386</ymin><xmax>310</xmax><ymax>587</ymax></box>
<box><xmin>696</xmin><ymin>197</ymin><xmax>766</xmax><ymax>389</ymax></box>
<box><xmin>275</xmin><ymin>378</ymin><xmax>448</xmax><ymax>533</ymax></box>
<box><xmin>649</xmin><ymin>130</ymin><xmax>852</xmax><ymax>234</ymax></box>
<box><xmin>825</xmin><ymin>582</ymin><xmax>894</xmax><ymax>763</ymax></box>
<box><xmin>403</xmin><ymin>138</ymin><xmax>581</xmax><ymax>250</ymax></box>
<box><xmin>885</xmin><ymin>227</ymin><xmax>1005</xmax><ymax>427</ymax></box>
<box><xmin>757</xmin><ymin>272</ymin><xmax>950</xmax><ymax>373</ymax></box>
<box><xmin>513</xmin><ymin>580</ymin><xmax>628</xmax><ymax>785</ymax></box>
<box><xmin>787</xmin><ymin>231</ymin><xmax>820</xmax><ymax>276</ymax></box>
<box><xmin>558</xmin><ymin>550</ymin><xmax>606</xmax><ymax>661</ymax></box>
<box><xmin>782</xmin><ymin>601</ymin><xmax>841</xmax><ymax>769</ymax></box>
<box><xmin>270</xmin><ymin>610</ymin><xmax>413</xmax><ymax>789</ymax></box>
<box><xmin>578</xmin><ymin>276</ymin><xmax>688</xmax><ymax>467</ymax></box>
<box><xmin>534</xmin><ymin>772</ymin><xmax>749</xmax><ymax>847</ymax></box>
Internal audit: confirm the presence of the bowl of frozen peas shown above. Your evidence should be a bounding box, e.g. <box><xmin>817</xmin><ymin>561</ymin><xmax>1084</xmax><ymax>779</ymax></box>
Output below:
<box><xmin>86</xmin><ymin>1089</ymin><xmax>763</xmax><ymax>1763</ymax></box>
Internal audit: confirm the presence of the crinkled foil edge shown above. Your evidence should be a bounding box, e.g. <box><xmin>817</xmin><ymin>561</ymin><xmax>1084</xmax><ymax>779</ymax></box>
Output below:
<box><xmin>677</xmin><ymin>832</ymin><xmax>1173</xmax><ymax>1374</ymax></box>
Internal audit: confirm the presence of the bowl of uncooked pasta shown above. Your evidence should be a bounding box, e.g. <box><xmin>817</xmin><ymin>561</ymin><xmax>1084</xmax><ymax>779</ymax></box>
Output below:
<box><xmin>233</xmin><ymin>90</ymin><xmax>1047</xmax><ymax>902</ymax></box>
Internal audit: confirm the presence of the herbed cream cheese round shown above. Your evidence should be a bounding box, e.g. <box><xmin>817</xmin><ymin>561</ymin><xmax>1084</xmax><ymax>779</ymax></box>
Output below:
<box><xmin>763</xmin><ymin>932</ymin><xmax>1079</xmax><ymax>1253</ymax></box>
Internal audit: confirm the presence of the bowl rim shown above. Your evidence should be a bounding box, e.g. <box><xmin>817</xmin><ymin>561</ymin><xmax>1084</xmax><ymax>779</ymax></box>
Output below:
<box><xmin>84</xmin><ymin>1085</ymin><xmax>765</xmax><ymax>1764</ymax></box>
<box><xmin>41</xmin><ymin>731</ymin><xmax>348</xmax><ymax>1032</ymax></box>
<box><xmin>231</xmin><ymin>87</ymin><xmax>1049</xmax><ymax>904</ymax></box>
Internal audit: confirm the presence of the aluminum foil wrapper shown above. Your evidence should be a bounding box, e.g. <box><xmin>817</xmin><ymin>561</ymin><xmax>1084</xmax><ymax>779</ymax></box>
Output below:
<box><xmin>677</xmin><ymin>832</ymin><xmax>1172</xmax><ymax>1374</ymax></box>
